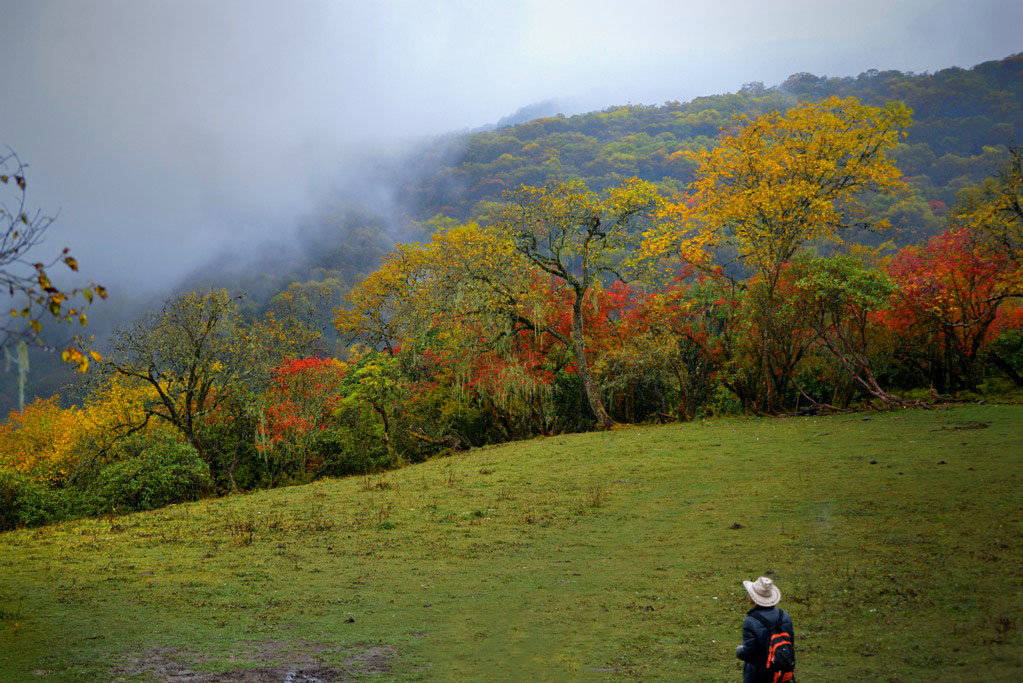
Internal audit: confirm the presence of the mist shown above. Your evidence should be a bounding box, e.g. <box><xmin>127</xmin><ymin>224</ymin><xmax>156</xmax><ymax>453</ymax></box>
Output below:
<box><xmin>0</xmin><ymin>0</ymin><xmax>1021</xmax><ymax>301</ymax></box>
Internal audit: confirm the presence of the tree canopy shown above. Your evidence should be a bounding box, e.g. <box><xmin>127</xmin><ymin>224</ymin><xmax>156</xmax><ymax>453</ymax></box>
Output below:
<box><xmin>646</xmin><ymin>97</ymin><xmax>912</xmax><ymax>281</ymax></box>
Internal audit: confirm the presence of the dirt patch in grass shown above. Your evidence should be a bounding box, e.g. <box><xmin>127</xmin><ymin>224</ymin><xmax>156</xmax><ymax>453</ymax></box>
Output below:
<box><xmin>937</xmin><ymin>420</ymin><xmax>991</xmax><ymax>431</ymax></box>
<box><xmin>115</xmin><ymin>640</ymin><xmax>396</xmax><ymax>682</ymax></box>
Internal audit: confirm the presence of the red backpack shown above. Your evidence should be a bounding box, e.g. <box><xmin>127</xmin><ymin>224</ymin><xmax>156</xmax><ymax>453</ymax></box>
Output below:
<box><xmin>749</xmin><ymin>610</ymin><xmax>795</xmax><ymax>683</ymax></box>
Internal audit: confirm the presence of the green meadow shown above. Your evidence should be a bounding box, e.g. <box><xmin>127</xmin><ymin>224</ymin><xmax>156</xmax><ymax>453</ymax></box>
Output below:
<box><xmin>1</xmin><ymin>404</ymin><xmax>1021</xmax><ymax>681</ymax></box>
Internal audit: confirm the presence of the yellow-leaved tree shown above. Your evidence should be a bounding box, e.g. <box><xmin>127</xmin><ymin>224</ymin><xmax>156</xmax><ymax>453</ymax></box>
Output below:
<box><xmin>644</xmin><ymin>96</ymin><xmax>912</xmax><ymax>413</ymax></box>
<box><xmin>0</xmin><ymin>396</ymin><xmax>83</xmax><ymax>483</ymax></box>
<box><xmin>648</xmin><ymin>96</ymin><xmax>911</xmax><ymax>284</ymax></box>
<box><xmin>954</xmin><ymin>145</ymin><xmax>1023</xmax><ymax>268</ymax></box>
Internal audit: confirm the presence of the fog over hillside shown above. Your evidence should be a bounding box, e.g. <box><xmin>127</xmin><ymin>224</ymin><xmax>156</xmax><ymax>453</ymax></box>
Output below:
<box><xmin>1</xmin><ymin>0</ymin><xmax>1020</xmax><ymax>304</ymax></box>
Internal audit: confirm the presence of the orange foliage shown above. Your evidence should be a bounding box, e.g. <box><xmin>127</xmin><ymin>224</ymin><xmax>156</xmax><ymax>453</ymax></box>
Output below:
<box><xmin>0</xmin><ymin>397</ymin><xmax>84</xmax><ymax>483</ymax></box>
<box><xmin>0</xmin><ymin>378</ymin><xmax>160</xmax><ymax>483</ymax></box>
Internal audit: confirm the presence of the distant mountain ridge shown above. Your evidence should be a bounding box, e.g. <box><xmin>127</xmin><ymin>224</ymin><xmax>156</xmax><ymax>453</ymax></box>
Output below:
<box><xmin>400</xmin><ymin>52</ymin><xmax>1023</xmax><ymax>243</ymax></box>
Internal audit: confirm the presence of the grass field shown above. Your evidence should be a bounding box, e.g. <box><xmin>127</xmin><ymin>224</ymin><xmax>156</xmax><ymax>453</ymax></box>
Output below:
<box><xmin>1</xmin><ymin>404</ymin><xmax>1021</xmax><ymax>681</ymax></box>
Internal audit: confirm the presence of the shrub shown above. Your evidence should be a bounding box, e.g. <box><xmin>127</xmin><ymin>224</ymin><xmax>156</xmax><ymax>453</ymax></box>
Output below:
<box><xmin>0</xmin><ymin>470</ymin><xmax>59</xmax><ymax>530</ymax></box>
<box><xmin>86</xmin><ymin>437</ymin><xmax>212</xmax><ymax>514</ymax></box>
<box><xmin>314</xmin><ymin>420</ymin><xmax>394</xmax><ymax>478</ymax></box>
<box><xmin>988</xmin><ymin>326</ymin><xmax>1023</xmax><ymax>388</ymax></box>
<box><xmin>707</xmin><ymin>383</ymin><xmax>743</xmax><ymax>417</ymax></box>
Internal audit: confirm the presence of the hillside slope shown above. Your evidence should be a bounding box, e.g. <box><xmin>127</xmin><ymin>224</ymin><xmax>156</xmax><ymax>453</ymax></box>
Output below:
<box><xmin>1</xmin><ymin>405</ymin><xmax>1021</xmax><ymax>680</ymax></box>
<box><xmin>404</xmin><ymin>53</ymin><xmax>1023</xmax><ymax>244</ymax></box>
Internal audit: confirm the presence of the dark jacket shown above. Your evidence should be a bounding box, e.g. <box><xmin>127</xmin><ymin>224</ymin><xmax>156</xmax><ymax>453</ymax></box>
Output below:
<box><xmin>736</xmin><ymin>605</ymin><xmax>795</xmax><ymax>683</ymax></box>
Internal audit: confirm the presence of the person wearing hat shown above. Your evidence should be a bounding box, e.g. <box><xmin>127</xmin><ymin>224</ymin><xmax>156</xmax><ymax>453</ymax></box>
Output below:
<box><xmin>736</xmin><ymin>576</ymin><xmax>795</xmax><ymax>682</ymax></box>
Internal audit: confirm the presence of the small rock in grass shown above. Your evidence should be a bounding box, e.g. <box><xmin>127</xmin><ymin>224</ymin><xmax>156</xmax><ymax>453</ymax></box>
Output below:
<box><xmin>345</xmin><ymin>616</ymin><xmax>355</xmax><ymax>623</ymax></box>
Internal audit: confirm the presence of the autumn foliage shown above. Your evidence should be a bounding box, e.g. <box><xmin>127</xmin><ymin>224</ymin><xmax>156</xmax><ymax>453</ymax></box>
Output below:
<box><xmin>3</xmin><ymin>95</ymin><xmax>1022</xmax><ymax>529</ymax></box>
<box><xmin>0</xmin><ymin>397</ymin><xmax>83</xmax><ymax>484</ymax></box>
<box><xmin>884</xmin><ymin>227</ymin><xmax>1022</xmax><ymax>391</ymax></box>
<box><xmin>258</xmin><ymin>356</ymin><xmax>348</xmax><ymax>472</ymax></box>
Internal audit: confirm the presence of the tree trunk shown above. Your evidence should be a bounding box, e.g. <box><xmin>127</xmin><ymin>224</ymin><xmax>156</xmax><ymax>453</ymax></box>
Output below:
<box><xmin>227</xmin><ymin>446</ymin><xmax>239</xmax><ymax>492</ymax></box>
<box><xmin>817</xmin><ymin>326</ymin><xmax>907</xmax><ymax>409</ymax></box>
<box><xmin>370</xmin><ymin>402</ymin><xmax>395</xmax><ymax>458</ymax></box>
<box><xmin>571</xmin><ymin>295</ymin><xmax>613</xmax><ymax>429</ymax></box>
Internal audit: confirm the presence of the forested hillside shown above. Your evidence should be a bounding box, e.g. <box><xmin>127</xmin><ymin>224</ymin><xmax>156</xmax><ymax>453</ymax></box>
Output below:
<box><xmin>183</xmin><ymin>52</ymin><xmax>1023</xmax><ymax>347</ymax></box>
<box><xmin>5</xmin><ymin>53</ymin><xmax>1023</xmax><ymax>417</ymax></box>
<box><xmin>2</xmin><ymin>55</ymin><xmax>1023</xmax><ymax>526</ymax></box>
<box><xmin>403</xmin><ymin>53</ymin><xmax>1023</xmax><ymax>243</ymax></box>
<box><xmin>221</xmin><ymin>53</ymin><xmax>1023</xmax><ymax>360</ymax></box>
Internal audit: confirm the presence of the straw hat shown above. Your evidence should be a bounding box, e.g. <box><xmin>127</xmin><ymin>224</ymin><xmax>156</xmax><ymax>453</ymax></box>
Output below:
<box><xmin>743</xmin><ymin>576</ymin><xmax>781</xmax><ymax>607</ymax></box>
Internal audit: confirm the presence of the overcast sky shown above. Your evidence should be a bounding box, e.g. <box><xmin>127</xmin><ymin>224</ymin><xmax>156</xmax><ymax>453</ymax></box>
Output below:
<box><xmin>1</xmin><ymin>0</ymin><xmax>1020</xmax><ymax>295</ymax></box>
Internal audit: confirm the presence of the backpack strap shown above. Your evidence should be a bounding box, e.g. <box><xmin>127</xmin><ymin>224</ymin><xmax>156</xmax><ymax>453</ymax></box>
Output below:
<box><xmin>749</xmin><ymin>610</ymin><xmax>781</xmax><ymax>630</ymax></box>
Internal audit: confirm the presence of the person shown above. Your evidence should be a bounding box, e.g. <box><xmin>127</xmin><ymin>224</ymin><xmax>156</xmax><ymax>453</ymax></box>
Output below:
<box><xmin>736</xmin><ymin>576</ymin><xmax>795</xmax><ymax>682</ymax></box>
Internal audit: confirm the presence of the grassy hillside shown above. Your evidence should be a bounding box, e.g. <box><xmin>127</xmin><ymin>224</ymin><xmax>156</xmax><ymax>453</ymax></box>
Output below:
<box><xmin>1</xmin><ymin>405</ymin><xmax>1021</xmax><ymax>681</ymax></box>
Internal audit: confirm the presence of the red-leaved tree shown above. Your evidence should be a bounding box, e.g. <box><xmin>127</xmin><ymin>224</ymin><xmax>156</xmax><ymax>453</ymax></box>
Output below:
<box><xmin>885</xmin><ymin>227</ymin><xmax>1021</xmax><ymax>392</ymax></box>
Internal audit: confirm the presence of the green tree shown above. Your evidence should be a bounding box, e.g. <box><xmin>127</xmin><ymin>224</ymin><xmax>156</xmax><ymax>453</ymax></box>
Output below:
<box><xmin>788</xmin><ymin>255</ymin><xmax>903</xmax><ymax>407</ymax></box>
<box><xmin>104</xmin><ymin>290</ymin><xmax>313</xmax><ymax>489</ymax></box>
<box><xmin>492</xmin><ymin>179</ymin><xmax>662</xmax><ymax>428</ymax></box>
